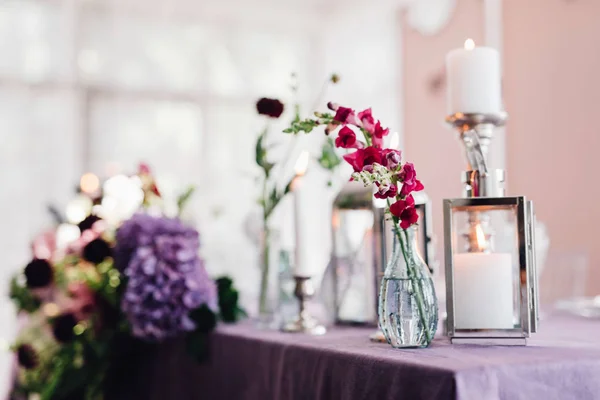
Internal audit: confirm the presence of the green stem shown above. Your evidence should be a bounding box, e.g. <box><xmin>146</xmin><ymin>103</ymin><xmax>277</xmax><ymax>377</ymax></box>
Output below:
<box><xmin>403</xmin><ymin>228</ymin><xmax>432</xmax><ymax>345</ymax></box>
<box><xmin>259</xmin><ymin>173</ymin><xmax>270</xmax><ymax>316</ymax></box>
<box><xmin>363</xmin><ymin>128</ymin><xmax>372</xmax><ymax>147</ymax></box>
<box><xmin>386</xmin><ymin>199</ymin><xmax>432</xmax><ymax>345</ymax></box>
<box><xmin>258</xmin><ymin>222</ymin><xmax>270</xmax><ymax>316</ymax></box>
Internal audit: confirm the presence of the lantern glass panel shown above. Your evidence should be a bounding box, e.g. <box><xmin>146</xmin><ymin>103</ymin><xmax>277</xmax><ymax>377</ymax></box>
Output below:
<box><xmin>449</xmin><ymin>203</ymin><xmax>522</xmax><ymax>332</ymax></box>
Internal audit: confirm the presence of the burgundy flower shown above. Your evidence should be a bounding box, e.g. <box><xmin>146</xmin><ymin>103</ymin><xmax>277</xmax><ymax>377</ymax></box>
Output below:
<box><xmin>343</xmin><ymin>151</ymin><xmax>364</xmax><ymax>173</ymax></box>
<box><xmin>335</xmin><ymin>126</ymin><xmax>363</xmax><ymax>149</ymax></box>
<box><xmin>390</xmin><ymin>194</ymin><xmax>415</xmax><ymax>218</ymax></box>
<box><xmin>78</xmin><ymin>214</ymin><xmax>101</xmax><ymax>233</ymax></box>
<box><xmin>343</xmin><ymin>146</ymin><xmax>383</xmax><ymax>172</ymax></box>
<box><xmin>256</xmin><ymin>98</ymin><xmax>284</xmax><ymax>118</ymax></box>
<box><xmin>399</xmin><ymin>207</ymin><xmax>419</xmax><ymax>229</ymax></box>
<box><xmin>389</xmin><ymin>194</ymin><xmax>419</xmax><ymax>228</ymax></box>
<box><xmin>381</xmin><ymin>149</ymin><xmax>402</xmax><ymax>170</ymax></box>
<box><xmin>400</xmin><ymin>179</ymin><xmax>424</xmax><ymax>197</ymax></box>
<box><xmin>83</xmin><ymin>238</ymin><xmax>112</xmax><ymax>265</ymax></box>
<box><xmin>374</xmin><ymin>183</ymin><xmax>398</xmax><ymax>199</ymax></box>
<box><xmin>333</xmin><ymin>106</ymin><xmax>359</xmax><ymax>125</ymax></box>
<box><xmin>362</xmin><ymin>146</ymin><xmax>383</xmax><ymax>168</ymax></box>
<box><xmin>24</xmin><ymin>259</ymin><xmax>53</xmax><ymax>289</ymax></box>
<box><xmin>17</xmin><ymin>344</ymin><xmax>38</xmax><ymax>370</ymax></box>
<box><xmin>52</xmin><ymin>313</ymin><xmax>78</xmax><ymax>343</ymax></box>
<box><xmin>399</xmin><ymin>162</ymin><xmax>417</xmax><ymax>183</ymax></box>
<box><xmin>371</xmin><ymin>121</ymin><xmax>389</xmax><ymax>148</ymax></box>
<box><xmin>357</xmin><ymin>108</ymin><xmax>375</xmax><ymax>134</ymax></box>
<box><xmin>398</xmin><ymin>162</ymin><xmax>424</xmax><ymax>197</ymax></box>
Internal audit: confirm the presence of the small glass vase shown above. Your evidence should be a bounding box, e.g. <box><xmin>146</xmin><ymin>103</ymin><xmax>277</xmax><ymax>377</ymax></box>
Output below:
<box><xmin>379</xmin><ymin>226</ymin><xmax>438</xmax><ymax>348</ymax></box>
<box><xmin>257</xmin><ymin>227</ymin><xmax>280</xmax><ymax>327</ymax></box>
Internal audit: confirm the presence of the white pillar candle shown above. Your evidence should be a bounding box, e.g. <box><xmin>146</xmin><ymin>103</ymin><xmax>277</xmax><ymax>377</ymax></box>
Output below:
<box><xmin>453</xmin><ymin>252</ymin><xmax>514</xmax><ymax>329</ymax></box>
<box><xmin>293</xmin><ymin>152</ymin><xmax>312</xmax><ymax>277</ymax></box>
<box><xmin>446</xmin><ymin>39</ymin><xmax>502</xmax><ymax>115</ymax></box>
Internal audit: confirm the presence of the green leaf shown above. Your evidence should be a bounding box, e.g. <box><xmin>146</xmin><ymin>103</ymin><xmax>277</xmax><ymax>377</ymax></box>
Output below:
<box><xmin>189</xmin><ymin>305</ymin><xmax>217</xmax><ymax>334</ymax></box>
<box><xmin>9</xmin><ymin>276</ymin><xmax>41</xmax><ymax>313</ymax></box>
<box><xmin>318</xmin><ymin>137</ymin><xmax>342</xmax><ymax>171</ymax></box>
<box><xmin>255</xmin><ymin>128</ymin><xmax>274</xmax><ymax>175</ymax></box>
<box><xmin>216</xmin><ymin>275</ymin><xmax>246</xmax><ymax>323</ymax></box>
<box><xmin>177</xmin><ymin>185</ymin><xmax>196</xmax><ymax>216</ymax></box>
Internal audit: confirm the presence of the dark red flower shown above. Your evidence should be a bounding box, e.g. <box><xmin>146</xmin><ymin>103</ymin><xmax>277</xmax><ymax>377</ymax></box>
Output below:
<box><xmin>398</xmin><ymin>162</ymin><xmax>424</xmax><ymax>197</ymax></box>
<box><xmin>399</xmin><ymin>207</ymin><xmax>419</xmax><ymax>229</ymax></box>
<box><xmin>371</xmin><ymin>121</ymin><xmax>389</xmax><ymax>148</ymax></box>
<box><xmin>374</xmin><ymin>183</ymin><xmax>398</xmax><ymax>199</ymax></box>
<box><xmin>381</xmin><ymin>149</ymin><xmax>402</xmax><ymax>170</ymax></box>
<box><xmin>343</xmin><ymin>146</ymin><xmax>383</xmax><ymax>172</ymax></box>
<box><xmin>362</xmin><ymin>146</ymin><xmax>383</xmax><ymax>167</ymax></box>
<box><xmin>400</xmin><ymin>179</ymin><xmax>424</xmax><ymax>197</ymax></box>
<box><xmin>357</xmin><ymin>108</ymin><xmax>375</xmax><ymax>134</ymax></box>
<box><xmin>52</xmin><ymin>313</ymin><xmax>78</xmax><ymax>343</ymax></box>
<box><xmin>389</xmin><ymin>194</ymin><xmax>415</xmax><ymax>217</ymax></box>
<box><xmin>389</xmin><ymin>194</ymin><xmax>419</xmax><ymax>229</ymax></box>
<box><xmin>335</xmin><ymin>126</ymin><xmax>361</xmax><ymax>149</ymax></box>
<box><xmin>343</xmin><ymin>151</ymin><xmax>364</xmax><ymax>173</ymax></box>
<box><xmin>83</xmin><ymin>238</ymin><xmax>112</xmax><ymax>265</ymax></box>
<box><xmin>256</xmin><ymin>98</ymin><xmax>284</xmax><ymax>118</ymax></box>
<box><xmin>399</xmin><ymin>162</ymin><xmax>417</xmax><ymax>183</ymax></box>
<box><xmin>24</xmin><ymin>259</ymin><xmax>53</xmax><ymax>289</ymax></box>
<box><xmin>78</xmin><ymin>214</ymin><xmax>101</xmax><ymax>233</ymax></box>
<box><xmin>17</xmin><ymin>344</ymin><xmax>38</xmax><ymax>370</ymax></box>
<box><xmin>333</xmin><ymin>106</ymin><xmax>359</xmax><ymax>125</ymax></box>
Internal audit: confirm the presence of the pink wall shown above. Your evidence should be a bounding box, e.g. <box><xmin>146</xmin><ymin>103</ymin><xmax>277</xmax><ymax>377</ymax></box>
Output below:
<box><xmin>401</xmin><ymin>0</ymin><xmax>484</xmax><ymax>269</ymax></box>
<box><xmin>504</xmin><ymin>0</ymin><xmax>600</xmax><ymax>294</ymax></box>
<box><xmin>403</xmin><ymin>0</ymin><xmax>600</xmax><ymax>294</ymax></box>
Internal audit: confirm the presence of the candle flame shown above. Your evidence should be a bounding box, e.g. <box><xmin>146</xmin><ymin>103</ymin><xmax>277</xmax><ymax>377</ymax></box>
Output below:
<box><xmin>464</xmin><ymin>38</ymin><xmax>475</xmax><ymax>51</ymax></box>
<box><xmin>389</xmin><ymin>132</ymin><xmax>400</xmax><ymax>149</ymax></box>
<box><xmin>294</xmin><ymin>151</ymin><xmax>309</xmax><ymax>176</ymax></box>
<box><xmin>475</xmin><ymin>223</ymin><xmax>486</xmax><ymax>251</ymax></box>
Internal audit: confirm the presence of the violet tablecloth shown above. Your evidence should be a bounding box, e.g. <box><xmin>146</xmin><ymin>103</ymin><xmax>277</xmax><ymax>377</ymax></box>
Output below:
<box><xmin>133</xmin><ymin>314</ymin><xmax>600</xmax><ymax>400</ymax></box>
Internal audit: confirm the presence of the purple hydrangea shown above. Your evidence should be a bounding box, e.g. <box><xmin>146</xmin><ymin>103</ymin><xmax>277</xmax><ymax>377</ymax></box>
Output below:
<box><xmin>116</xmin><ymin>214</ymin><xmax>217</xmax><ymax>341</ymax></box>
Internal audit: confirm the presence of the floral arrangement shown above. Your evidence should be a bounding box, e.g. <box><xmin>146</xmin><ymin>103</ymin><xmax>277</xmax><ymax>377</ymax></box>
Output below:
<box><xmin>285</xmin><ymin>103</ymin><xmax>423</xmax><ymax>229</ymax></box>
<box><xmin>285</xmin><ymin>102</ymin><xmax>432</xmax><ymax>342</ymax></box>
<box><xmin>253</xmin><ymin>73</ymin><xmax>340</xmax><ymax>316</ymax></box>
<box><xmin>9</xmin><ymin>165</ymin><xmax>243</xmax><ymax>400</ymax></box>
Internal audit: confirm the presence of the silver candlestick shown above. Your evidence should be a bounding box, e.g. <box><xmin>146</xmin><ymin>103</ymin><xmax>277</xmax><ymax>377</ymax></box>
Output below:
<box><xmin>446</xmin><ymin>112</ymin><xmax>508</xmax><ymax>198</ymax></box>
<box><xmin>282</xmin><ymin>276</ymin><xmax>327</xmax><ymax>335</ymax></box>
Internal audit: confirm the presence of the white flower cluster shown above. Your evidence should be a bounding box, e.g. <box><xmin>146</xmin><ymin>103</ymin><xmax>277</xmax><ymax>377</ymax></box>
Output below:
<box><xmin>351</xmin><ymin>163</ymin><xmax>395</xmax><ymax>187</ymax></box>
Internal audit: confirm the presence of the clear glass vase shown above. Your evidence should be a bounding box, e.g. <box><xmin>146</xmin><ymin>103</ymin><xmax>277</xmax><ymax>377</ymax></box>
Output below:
<box><xmin>379</xmin><ymin>226</ymin><xmax>438</xmax><ymax>348</ymax></box>
<box><xmin>257</xmin><ymin>227</ymin><xmax>280</xmax><ymax>328</ymax></box>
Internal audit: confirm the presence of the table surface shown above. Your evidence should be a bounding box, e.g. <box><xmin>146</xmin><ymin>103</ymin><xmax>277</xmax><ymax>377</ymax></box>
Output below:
<box><xmin>204</xmin><ymin>313</ymin><xmax>600</xmax><ymax>400</ymax></box>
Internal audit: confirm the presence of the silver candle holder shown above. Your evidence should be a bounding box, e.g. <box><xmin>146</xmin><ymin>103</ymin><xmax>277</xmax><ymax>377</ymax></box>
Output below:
<box><xmin>282</xmin><ymin>276</ymin><xmax>327</xmax><ymax>335</ymax></box>
<box><xmin>443</xmin><ymin>111</ymin><xmax>539</xmax><ymax>345</ymax></box>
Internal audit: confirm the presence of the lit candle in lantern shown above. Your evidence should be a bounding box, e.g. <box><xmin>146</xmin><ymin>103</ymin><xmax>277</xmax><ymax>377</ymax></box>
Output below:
<box><xmin>293</xmin><ymin>151</ymin><xmax>311</xmax><ymax>277</ymax></box>
<box><xmin>446</xmin><ymin>38</ymin><xmax>502</xmax><ymax>115</ymax></box>
<box><xmin>453</xmin><ymin>224</ymin><xmax>514</xmax><ymax>329</ymax></box>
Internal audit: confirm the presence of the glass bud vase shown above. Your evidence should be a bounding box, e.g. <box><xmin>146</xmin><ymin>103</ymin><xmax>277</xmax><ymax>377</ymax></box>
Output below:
<box><xmin>379</xmin><ymin>226</ymin><xmax>438</xmax><ymax>348</ymax></box>
<box><xmin>257</xmin><ymin>227</ymin><xmax>280</xmax><ymax>328</ymax></box>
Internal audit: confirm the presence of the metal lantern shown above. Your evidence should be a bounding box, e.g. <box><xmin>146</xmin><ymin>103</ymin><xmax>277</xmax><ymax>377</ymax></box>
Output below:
<box><xmin>444</xmin><ymin>111</ymin><xmax>539</xmax><ymax>345</ymax></box>
<box><xmin>444</xmin><ymin>196</ymin><xmax>538</xmax><ymax>344</ymax></box>
<box><xmin>328</xmin><ymin>182</ymin><xmax>435</xmax><ymax>326</ymax></box>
